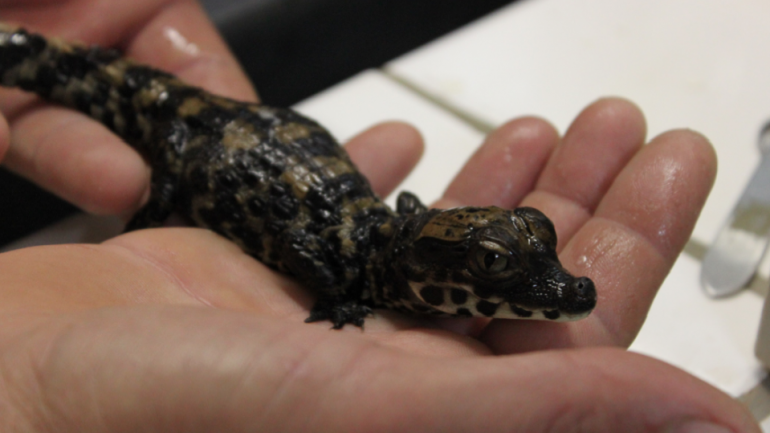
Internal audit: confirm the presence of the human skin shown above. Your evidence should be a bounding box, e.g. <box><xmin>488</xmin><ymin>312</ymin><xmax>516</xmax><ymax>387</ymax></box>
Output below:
<box><xmin>0</xmin><ymin>1</ymin><xmax>761</xmax><ymax>432</ymax></box>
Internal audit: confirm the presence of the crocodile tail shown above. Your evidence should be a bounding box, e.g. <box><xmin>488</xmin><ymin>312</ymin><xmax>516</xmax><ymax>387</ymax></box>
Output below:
<box><xmin>0</xmin><ymin>23</ymin><xmax>179</xmax><ymax>145</ymax></box>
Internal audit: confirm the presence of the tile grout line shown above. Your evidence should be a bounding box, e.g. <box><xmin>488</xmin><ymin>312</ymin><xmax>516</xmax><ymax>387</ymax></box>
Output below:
<box><xmin>381</xmin><ymin>69</ymin><xmax>497</xmax><ymax>134</ymax></box>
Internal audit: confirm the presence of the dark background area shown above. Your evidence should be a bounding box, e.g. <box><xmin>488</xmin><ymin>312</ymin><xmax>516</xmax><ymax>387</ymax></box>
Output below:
<box><xmin>0</xmin><ymin>0</ymin><xmax>516</xmax><ymax>246</ymax></box>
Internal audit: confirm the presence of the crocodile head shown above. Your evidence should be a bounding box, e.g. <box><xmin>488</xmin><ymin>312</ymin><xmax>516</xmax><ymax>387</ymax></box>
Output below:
<box><xmin>389</xmin><ymin>206</ymin><xmax>596</xmax><ymax>321</ymax></box>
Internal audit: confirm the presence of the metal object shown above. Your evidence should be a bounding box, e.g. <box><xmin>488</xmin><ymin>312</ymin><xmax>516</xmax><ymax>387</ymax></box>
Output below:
<box><xmin>756</xmin><ymin>287</ymin><xmax>770</xmax><ymax>368</ymax></box>
<box><xmin>701</xmin><ymin>122</ymin><xmax>770</xmax><ymax>297</ymax></box>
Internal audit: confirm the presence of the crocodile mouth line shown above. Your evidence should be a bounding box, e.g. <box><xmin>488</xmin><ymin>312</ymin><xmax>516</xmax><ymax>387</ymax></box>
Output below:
<box><xmin>412</xmin><ymin>282</ymin><xmax>588</xmax><ymax>321</ymax></box>
<box><xmin>476</xmin><ymin>301</ymin><xmax>591</xmax><ymax>321</ymax></box>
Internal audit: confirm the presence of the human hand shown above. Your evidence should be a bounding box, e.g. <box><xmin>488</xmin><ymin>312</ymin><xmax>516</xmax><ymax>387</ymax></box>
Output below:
<box><xmin>0</xmin><ymin>1</ymin><xmax>760</xmax><ymax>431</ymax></box>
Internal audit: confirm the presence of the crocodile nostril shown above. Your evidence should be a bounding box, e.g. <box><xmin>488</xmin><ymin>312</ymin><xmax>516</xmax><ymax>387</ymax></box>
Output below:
<box><xmin>560</xmin><ymin>276</ymin><xmax>597</xmax><ymax>314</ymax></box>
<box><xmin>573</xmin><ymin>277</ymin><xmax>594</xmax><ymax>296</ymax></box>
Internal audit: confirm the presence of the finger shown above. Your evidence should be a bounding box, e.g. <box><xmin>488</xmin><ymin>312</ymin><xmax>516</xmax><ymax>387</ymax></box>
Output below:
<box><xmin>344</xmin><ymin>122</ymin><xmax>424</xmax><ymax>198</ymax></box>
<box><xmin>123</xmin><ymin>0</ymin><xmax>256</xmax><ymax>101</ymax></box>
<box><xmin>522</xmin><ymin>98</ymin><xmax>647</xmax><ymax>249</ymax></box>
<box><xmin>481</xmin><ymin>130</ymin><xmax>717</xmax><ymax>352</ymax></box>
<box><xmin>1</xmin><ymin>0</ymin><xmax>174</xmax><ymax>44</ymax></box>
<box><xmin>4</xmin><ymin>310</ymin><xmax>758</xmax><ymax>433</ymax></box>
<box><xmin>576</xmin><ymin>130</ymin><xmax>717</xmax><ymax>344</ymax></box>
<box><xmin>4</xmin><ymin>108</ymin><xmax>149</xmax><ymax>215</ymax></box>
<box><xmin>436</xmin><ymin>116</ymin><xmax>558</xmax><ymax>209</ymax></box>
<box><xmin>2</xmin><ymin>0</ymin><xmax>254</xmax><ymax>115</ymax></box>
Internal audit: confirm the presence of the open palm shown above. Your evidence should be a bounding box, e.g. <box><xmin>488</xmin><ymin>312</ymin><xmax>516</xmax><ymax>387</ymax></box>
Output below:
<box><xmin>0</xmin><ymin>1</ymin><xmax>758</xmax><ymax>431</ymax></box>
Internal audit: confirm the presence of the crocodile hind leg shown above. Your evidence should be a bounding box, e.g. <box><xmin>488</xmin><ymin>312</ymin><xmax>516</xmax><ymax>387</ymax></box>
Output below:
<box><xmin>305</xmin><ymin>299</ymin><xmax>373</xmax><ymax>329</ymax></box>
<box><xmin>277</xmin><ymin>227</ymin><xmax>373</xmax><ymax>329</ymax></box>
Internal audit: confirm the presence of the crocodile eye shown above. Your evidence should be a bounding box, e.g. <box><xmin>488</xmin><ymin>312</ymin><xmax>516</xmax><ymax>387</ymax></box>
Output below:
<box><xmin>475</xmin><ymin>250</ymin><xmax>508</xmax><ymax>274</ymax></box>
<box><xmin>469</xmin><ymin>238</ymin><xmax>515</xmax><ymax>279</ymax></box>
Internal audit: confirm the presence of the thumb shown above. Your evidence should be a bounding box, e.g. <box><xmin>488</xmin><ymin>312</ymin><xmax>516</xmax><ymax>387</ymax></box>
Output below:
<box><xmin>2</xmin><ymin>307</ymin><xmax>759</xmax><ymax>433</ymax></box>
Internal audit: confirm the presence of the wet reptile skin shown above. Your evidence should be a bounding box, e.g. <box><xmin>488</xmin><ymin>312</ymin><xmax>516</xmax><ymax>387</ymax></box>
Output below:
<box><xmin>0</xmin><ymin>24</ymin><xmax>597</xmax><ymax>328</ymax></box>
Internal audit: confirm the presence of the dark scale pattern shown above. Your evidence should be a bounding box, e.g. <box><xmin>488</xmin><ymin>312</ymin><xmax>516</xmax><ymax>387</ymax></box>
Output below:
<box><xmin>0</xmin><ymin>24</ymin><xmax>598</xmax><ymax>329</ymax></box>
<box><xmin>476</xmin><ymin>300</ymin><xmax>499</xmax><ymax>317</ymax></box>
<box><xmin>511</xmin><ymin>306</ymin><xmax>533</xmax><ymax>318</ymax></box>
<box><xmin>419</xmin><ymin>286</ymin><xmax>444</xmax><ymax>306</ymax></box>
<box><xmin>450</xmin><ymin>288</ymin><xmax>468</xmax><ymax>305</ymax></box>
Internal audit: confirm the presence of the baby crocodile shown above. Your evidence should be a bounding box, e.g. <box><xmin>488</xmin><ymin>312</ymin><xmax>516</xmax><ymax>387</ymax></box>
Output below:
<box><xmin>0</xmin><ymin>24</ymin><xmax>596</xmax><ymax>328</ymax></box>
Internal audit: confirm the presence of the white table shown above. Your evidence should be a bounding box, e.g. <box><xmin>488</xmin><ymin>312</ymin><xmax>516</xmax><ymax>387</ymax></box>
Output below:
<box><xmin>4</xmin><ymin>0</ymin><xmax>770</xmax><ymax>426</ymax></box>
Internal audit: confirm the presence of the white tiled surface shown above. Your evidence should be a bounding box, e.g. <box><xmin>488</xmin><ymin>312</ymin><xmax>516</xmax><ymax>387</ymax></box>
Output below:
<box><xmin>3</xmin><ymin>0</ymin><xmax>770</xmax><ymax>426</ymax></box>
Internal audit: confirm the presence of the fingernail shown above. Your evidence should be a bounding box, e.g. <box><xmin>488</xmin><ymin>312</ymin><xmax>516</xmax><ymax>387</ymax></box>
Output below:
<box><xmin>671</xmin><ymin>420</ymin><xmax>732</xmax><ymax>433</ymax></box>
